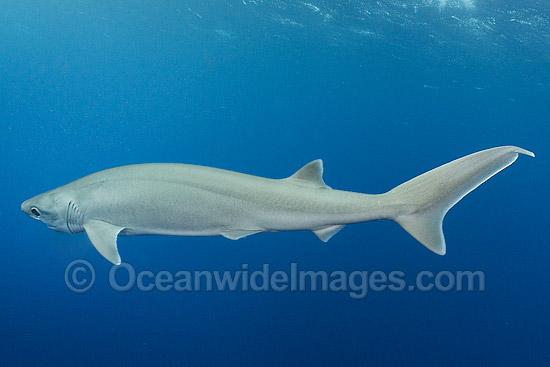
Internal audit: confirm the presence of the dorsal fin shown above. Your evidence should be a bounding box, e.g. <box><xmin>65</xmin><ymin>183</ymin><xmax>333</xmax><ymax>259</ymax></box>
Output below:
<box><xmin>286</xmin><ymin>159</ymin><xmax>330</xmax><ymax>188</ymax></box>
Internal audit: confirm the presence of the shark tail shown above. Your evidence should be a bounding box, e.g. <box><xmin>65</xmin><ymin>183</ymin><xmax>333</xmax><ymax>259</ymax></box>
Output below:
<box><xmin>384</xmin><ymin>146</ymin><xmax>534</xmax><ymax>255</ymax></box>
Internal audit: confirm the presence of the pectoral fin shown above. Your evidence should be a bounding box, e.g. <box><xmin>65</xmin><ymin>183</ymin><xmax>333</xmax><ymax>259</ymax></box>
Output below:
<box><xmin>83</xmin><ymin>220</ymin><xmax>125</xmax><ymax>265</ymax></box>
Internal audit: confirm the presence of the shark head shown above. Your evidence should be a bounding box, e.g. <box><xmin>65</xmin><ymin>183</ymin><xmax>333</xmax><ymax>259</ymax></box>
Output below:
<box><xmin>21</xmin><ymin>189</ymin><xmax>75</xmax><ymax>233</ymax></box>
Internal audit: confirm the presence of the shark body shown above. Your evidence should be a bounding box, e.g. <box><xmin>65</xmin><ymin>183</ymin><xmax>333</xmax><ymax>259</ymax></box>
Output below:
<box><xmin>21</xmin><ymin>146</ymin><xmax>534</xmax><ymax>264</ymax></box>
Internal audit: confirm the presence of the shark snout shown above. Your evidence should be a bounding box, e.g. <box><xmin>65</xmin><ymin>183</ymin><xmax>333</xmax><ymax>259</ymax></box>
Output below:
<box><xmin>21</xmin><ymin>200</ymin><xmax>31</xmax><ymax>215</ymax></box>
<box><xmin>21</xmin><ymin>199</ymin><xmax>40</xmax><ymax>219</ymax></box>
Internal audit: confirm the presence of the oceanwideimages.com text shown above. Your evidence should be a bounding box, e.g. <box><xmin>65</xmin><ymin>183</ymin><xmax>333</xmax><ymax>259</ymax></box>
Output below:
<box><xmin>65</xmin><ymin>260</ymin><xmax>486</xmax><ymax>298</ymax></box>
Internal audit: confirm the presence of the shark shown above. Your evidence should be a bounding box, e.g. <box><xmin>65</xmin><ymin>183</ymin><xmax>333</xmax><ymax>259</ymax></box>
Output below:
<box><xmin>21</xmin><ymin>146</ymin><xmax>533</xmax><ymax>265</ymax></box>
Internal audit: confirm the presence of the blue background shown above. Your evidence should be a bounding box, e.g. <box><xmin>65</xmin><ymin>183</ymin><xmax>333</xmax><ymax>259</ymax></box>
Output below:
<box><xmin>1</xmin><ymin>1</ymin><xmax>548</xmax><ymax>366</ymax></box>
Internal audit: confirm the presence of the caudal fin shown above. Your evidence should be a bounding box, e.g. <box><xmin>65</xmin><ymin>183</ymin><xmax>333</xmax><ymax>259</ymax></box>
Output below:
<box><xmin>385</xmin><ymin>146</ymin><xmax>534</xmax><ymax>255</ymax></box>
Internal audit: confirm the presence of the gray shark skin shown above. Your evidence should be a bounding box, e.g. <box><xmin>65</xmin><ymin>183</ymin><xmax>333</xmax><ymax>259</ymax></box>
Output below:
<box><xmin>21</xmin><ymin>146</ymin><xmax>534</xmax><ymax>265</ymax></box>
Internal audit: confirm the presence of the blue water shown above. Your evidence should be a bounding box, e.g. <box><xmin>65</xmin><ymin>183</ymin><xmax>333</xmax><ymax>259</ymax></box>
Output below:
<box><xmin>1</xmin><ymin>1</ymin><xmax>548</xmax><ymax>366</ymax></box>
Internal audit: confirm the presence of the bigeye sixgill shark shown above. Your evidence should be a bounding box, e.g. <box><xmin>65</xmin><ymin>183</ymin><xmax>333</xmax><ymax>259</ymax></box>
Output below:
<box><xmin>21</xmin><ymin>146</ymin><xmax>534</xmax><ymax>265</ymax></box>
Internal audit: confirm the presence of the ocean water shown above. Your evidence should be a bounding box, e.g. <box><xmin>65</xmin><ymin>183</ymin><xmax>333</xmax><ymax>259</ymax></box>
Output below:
<box><xmin>1</xmin><ymin>1</ymin><xmax>548</xmax><ymax>366</ymax></box>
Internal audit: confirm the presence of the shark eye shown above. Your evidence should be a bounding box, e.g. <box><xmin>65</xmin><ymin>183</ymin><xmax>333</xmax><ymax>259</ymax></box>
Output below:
<box><xmin>31</xmin><ymin>207</ymin><xmax>41</xmax><ymax>217</ymax></box>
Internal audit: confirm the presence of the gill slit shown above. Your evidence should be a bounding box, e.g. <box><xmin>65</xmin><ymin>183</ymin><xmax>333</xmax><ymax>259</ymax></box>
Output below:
<box><xmin>67</xmin><ymin>201</ymin><xmax>84</xmax><ymax>234</ymax></box>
